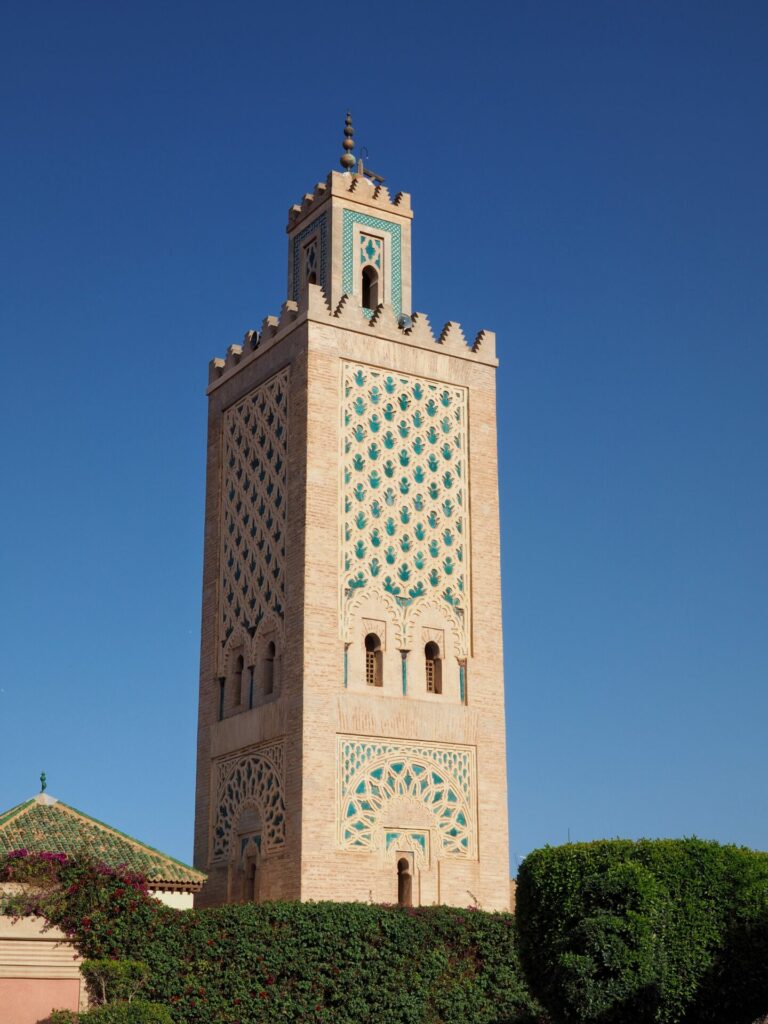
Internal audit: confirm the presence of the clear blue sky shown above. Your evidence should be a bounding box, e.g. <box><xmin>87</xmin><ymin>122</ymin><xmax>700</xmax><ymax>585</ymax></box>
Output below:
<box><xmin>1</xmin><ymin>1</ymin><xmax>766</xmax><ymax>876</ymax></box>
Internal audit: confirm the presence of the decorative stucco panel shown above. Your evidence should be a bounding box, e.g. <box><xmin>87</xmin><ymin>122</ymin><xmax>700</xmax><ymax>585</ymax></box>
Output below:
<box><xmin>337</xmin><ymin>736</ymin><xmax>476</xmax><ymax>858</ymax></box>
<box><xmin>220</xmin><ymin>369</ymin><xmax>288</xmax><ymax>645</ymax></box>
<box><xmin>211</xmin><ymin>743</ymin><xmax>285</xmax><ymax>862</ymax></box>
<box><xmin>340</xmin><ymin>362</ymin><xmax>470</xmax><ymax>655</ymax></box>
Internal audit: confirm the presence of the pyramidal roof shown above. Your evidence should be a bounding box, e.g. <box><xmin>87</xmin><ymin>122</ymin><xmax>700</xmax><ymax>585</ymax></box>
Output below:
<box><xmin>0</xmin><ymin>793</ymin><xmax>205</xmax><ymax>890</ymax></box>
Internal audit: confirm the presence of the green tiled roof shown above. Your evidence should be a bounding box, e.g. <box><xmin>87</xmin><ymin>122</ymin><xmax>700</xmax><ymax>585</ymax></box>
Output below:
<box><xmin>0</xmin><ymin>795</ymin><xmax>205</xmax><ymax>889</ymax></box>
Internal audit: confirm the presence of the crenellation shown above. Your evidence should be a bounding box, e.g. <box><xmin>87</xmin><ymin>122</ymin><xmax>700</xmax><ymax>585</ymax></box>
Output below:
<box><xmin>277</xmin><ymin>299</ymin><xmax>299</xmax><ymax>331</ymax></box>
<box><xmin>404</xmin><ymin>310</ymin><xmax>436</xmax><ymax>345</ymax></box>
<box><xmin>224</xmin><ymin>344</ymin><xmax>243</xmax><ymax>370</ymax></box>
<box><xmin>333</xmin><ymin>292</ymin><xmax>369</xmax><ymax>329</ymax></box>
<box><xmin>367</xmin><ymin>302</ymin><xmax>401</xmax><ymax>336</ymax></box>
<box><xmin>208</xmin><ymin>297</ymin><xmax>495</xmax><ymax>392</ymax></box>
<box><xmin>471</xmin><ymin>329</ymin><xmax>496</xmax><ymax>360</ymax></box>
<box><xmin>208</xmin><ymin>357</ymin><xmax>225</xmax><ymax>384</ymax></box>
<box><xmin>260</xmin><ymin>314</ymin><xmax>279</xmax><ymax>338</ymax></box>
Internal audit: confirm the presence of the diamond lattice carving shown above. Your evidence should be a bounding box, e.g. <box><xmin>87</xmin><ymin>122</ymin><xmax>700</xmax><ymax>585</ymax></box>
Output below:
<box><xmin>338</xmin><ymin>737</ymin><xmax>475</xmax><ymax>858</ymax></box>
<box><xmin>220</xmin><ymin>369</ymin><xmax>288</xmax><ymax>645</ymax></box>
<box><xmin>212</xmin><ymin>743</ymin><xmax>285</xmax><ymax>861</ymax></box>
<box><xmin>340</xmin><ymin>363</ymin><xmax>469</xmax><ymax>654</ymax></box>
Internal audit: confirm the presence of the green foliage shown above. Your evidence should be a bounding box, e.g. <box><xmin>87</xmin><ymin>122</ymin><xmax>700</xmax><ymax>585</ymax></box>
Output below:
<box><xmin>49</xmin><ymin>1001</ymin><xmax>173</xmax><ymax>1023</ymax></box>
<box><xmin>77</xmin><ymin>901</ymin><xmax>544</xmax><ymax>1024</ymax></box>
<box><xmin>516</xmin><ymin>838</ymin><xmax>768</xmax><ymax>1024</ymax></box>
<box><xmin>1</xmin><ymin>850</ymin><xmax>545</xmax><ymax>1024</ymax></box>
<box><xmin>81</xmin><ymin>960</ymin><xmax>151</xmax><ymax>1005</ymax></box>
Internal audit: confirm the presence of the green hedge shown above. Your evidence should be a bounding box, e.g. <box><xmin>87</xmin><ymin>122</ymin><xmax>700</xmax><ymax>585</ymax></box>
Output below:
<box><xmin>515</xmin><ymin>838</ymin><xmax>768</xmax><ymax>1024</ymax></box>
<box><xmin>50</xmin><ymin>1002</ymin><xmax>173</xmax><ymax>1024</ymax></box>
<box><xmin>86</xmin><ymin>901</ymin><xmax>544</xmax><ymax>1024</ymax></box>
<box><xmin>2</xmin><ymin>853</ymin><xmax>545</xmax><ymax>1024</ymax></box>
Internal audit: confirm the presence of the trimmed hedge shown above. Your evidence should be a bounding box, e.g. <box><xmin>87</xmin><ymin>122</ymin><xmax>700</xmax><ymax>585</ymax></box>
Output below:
<box><xmin>2</xmin><ymin>853</ymin><xmax>545</xmax><ymax>1024</ymax></box>
<box><xmin>50</xmin><ymin>1002</ymin><xmax>173</xmax><ymax>1024</ymax></box>
<box><xmin>515</xmin><ymin>838</ymin><xmax>768</xmax><ymax>1024</ymax></box>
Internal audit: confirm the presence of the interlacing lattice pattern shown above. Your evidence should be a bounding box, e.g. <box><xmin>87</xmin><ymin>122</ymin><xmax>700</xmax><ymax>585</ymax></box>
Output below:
<box><xmin>338</xmin><ymin>738</ymin><xmax>475</xmax><ymax>857</ymax></box>
<box><xmin>213</xmin><ymin>744</ymin><xmax>285</xmax><ymax>861</ymax></box>
<box><xmin>220</xmin><ymin>370</ymin><xmax>288</xmax><ymax>643</ymax></box>
<box><xmin>340</xmin><ymin>363</ymin><xmax>469</xmax><ymax>654</ymax></box>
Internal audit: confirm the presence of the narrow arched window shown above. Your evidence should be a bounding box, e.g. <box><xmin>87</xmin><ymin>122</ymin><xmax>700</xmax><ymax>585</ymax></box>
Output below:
<box><xmin>264</xmin><ymin>642</ymin><xmax>276</xmax><ymax>695</ymax></box>
<box><xmin>218</xmin><ymin>677</ymin><xmax>225</xmax><ymax>721</ymax></box>
<box><xmin>397</xmin><ymin>858</ymin><xmax>412</xmax><ymax>907</ymax></box>
<box><xmin>234</xmin><ymin>655</ymin><xmax>244</xmax><ymax>706</ymax></box>
<box><xmin>361</xmin><ymin>265</ymin><xmax>379</xmax><ymax>309</ymax></box>
<box><xmin>425</xmin><ymin>642</ymin><xmax>442</xmax><ymax>694</ymax></box>
<box><xmin>248</xmin><ymin>665</ymin><xmax>255</xmax><ymax>710</ymax></box>
<box><xmin>364</xmin><ymin>633</ymin><xmax>383</xmax><ymax>687</ymax></box>
<box><xmin>245</xmin><ymin>859</ymin><xmax>258</xmax><ymax>902</ymax></box>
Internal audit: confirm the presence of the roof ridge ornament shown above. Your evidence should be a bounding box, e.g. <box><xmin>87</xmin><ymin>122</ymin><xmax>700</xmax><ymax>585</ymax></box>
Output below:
<box><xmin>40</xmin><ymin>771</ymin><xmax>47</xmax><ymax>792</ymax></box>
<box><xmin>340</xmin><ymin>112</ymin><xmax>355</xmax><ymax>170</ymax></box>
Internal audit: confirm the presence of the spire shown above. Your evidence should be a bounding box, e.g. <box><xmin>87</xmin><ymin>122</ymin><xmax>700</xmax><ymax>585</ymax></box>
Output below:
<box><xmin>340</xmin><ymin>112</ymin><xmax>355</xmax><ymax>170</ymax></box>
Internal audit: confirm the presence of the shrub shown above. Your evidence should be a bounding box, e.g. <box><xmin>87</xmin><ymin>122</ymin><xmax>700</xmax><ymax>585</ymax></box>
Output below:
<box><xmin>49</xmin><ymin>1001</ymin><xmax>173</xmax><ymax>1024</ymax></box>
<box><xmin>516</xmin><ymin>838</ymin><xmax>768</xmax><ymax>1024</ymax></box>
<box><xmin>1</xmin><ymin>850</ymin><xmax>545</xmax><ymax>1024</ymax></box>
<box><xmin>81</xmin><ymin>960</ymin><xmax>151</xmax><ymax>1005</ymax></box>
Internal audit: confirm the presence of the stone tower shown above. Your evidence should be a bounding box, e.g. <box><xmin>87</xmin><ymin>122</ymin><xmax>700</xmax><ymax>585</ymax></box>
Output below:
<box><xmin>193</xmin><ymin>119</ymin><xmax>510</xmax><ymax>910</ymax></box>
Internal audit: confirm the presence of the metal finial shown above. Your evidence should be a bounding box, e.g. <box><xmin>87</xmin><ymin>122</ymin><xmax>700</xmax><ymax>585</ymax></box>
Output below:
<box><xmin>40</xmin><ymin>771</ymin><xmax>47</xmax><ymax>793</ymax></box>
<box><xmin>340</xmin><ymin>112</ymin><xmax>355</xmax><ymax>170</ymax></box>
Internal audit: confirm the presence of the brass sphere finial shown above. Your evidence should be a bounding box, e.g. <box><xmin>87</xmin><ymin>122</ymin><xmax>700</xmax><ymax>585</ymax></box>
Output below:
<box><xmin>340</xmin><ymin>111</ymin><xmax>355</xmax><ymax>170</ymax></box>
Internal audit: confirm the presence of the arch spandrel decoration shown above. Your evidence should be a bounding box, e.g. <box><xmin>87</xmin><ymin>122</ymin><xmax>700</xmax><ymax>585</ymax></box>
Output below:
<box><xmin>337</xmin><ymin>737</ymin><xmax>476</xmax><ymax>859</ymax></box>
<box><xmin>212</xmin><ymin>743</ymin><xmax>285</xmax><ymax>862</ymax></box>
<box><xmin>220</xmin><ymin>368</ymin><xmax>288</xmax><ymax>647</ymax></box>
<box><xmin>340</xmin><ymin>363</ymin><xmax>470</xmax><ymax>656</ymax></box>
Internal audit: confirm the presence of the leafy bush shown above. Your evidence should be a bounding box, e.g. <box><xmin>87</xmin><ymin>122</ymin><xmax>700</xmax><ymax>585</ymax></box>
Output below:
<box><xmin>3</xmin><ymin>850</ymin><xmax>545</xmax><ymax>1024</ymax></box>
<box><xmin>49</xmin><ymin>1002</ymin><xmax>173</xmax><ymax>1024</ymax></box>
<box><xmin>516</xmin><ymin>838</ymin><xmax>768</xmax><ymax>1024</ymax></box>
<box><xmin>81</xmin><ymin>960</ymin><xmax>151</xmax><ymax>1005</ymax></box>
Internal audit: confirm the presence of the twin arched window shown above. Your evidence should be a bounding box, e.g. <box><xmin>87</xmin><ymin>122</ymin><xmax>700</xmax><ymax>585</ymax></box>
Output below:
<box><xmin>217</xmin><ymin>641</ymin><xmax>278</xmax><ymax>718</ymax></box>
<box><xmin>364</xmin><ymin>633</ymin><xmax>383</xmax><ymax>687</ymax></box>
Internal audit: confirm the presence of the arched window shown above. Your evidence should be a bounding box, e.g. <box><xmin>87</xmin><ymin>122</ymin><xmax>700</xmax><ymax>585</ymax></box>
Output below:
<box><xmin>233</xmin><ymin>806</ymin><xmax>262</xmax><ymax>904</ymax></box>
<box><xmin>246</xmin><ymin>860</ymin><xmax>258</xmax><ymax>902</ymax></box>
<box><xmin>425</xmin><ymin>642</ymin><xmax>442</xmax><ymax>694</ymax></box>
<box><xmin>397</xmin><ymin>858</ymin><xmax>412</xmax><ymax>907</ymax></box>
<box><xmin>361</xmin><ymin>265</ymin><xmax>379</xmax><ymax>309</ymax></box>
<box><xmin>248</xmin><ymin>665</ymin><xmax>255</xmax><ymax>710</ymax></box>
<box><xmin>234</xmin><ymin>655</ymin><xmax>244</xmax><ymax>706</ymax></box>
<box><xmin>364</xmin><ymin>633</ymin><xmax>383</xmax><ymax>687</ymax></box>
<box><xmin>264</xmin><ymin>641</ymin><xmax>276</xmax><ymax>695</ymax></box>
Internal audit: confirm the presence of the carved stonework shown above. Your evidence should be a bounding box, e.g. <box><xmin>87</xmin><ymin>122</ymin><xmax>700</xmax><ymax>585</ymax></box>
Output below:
<box><xmin>362</xmin><ymin>617</ymin><xmax>387</xmax><ymax>647</ymax></box>
<box><xmin>421</xmin><ymin>626</ymin><xmax>445</xmax><ymax>649</ymax></box>
<box><xmin>212</xmin><ymin>742</ymin><xmax>285</xmax><ymax>863</ymax></box>
<box><xmin>337</xmin><ymin>736</ymin><xmax>476</xmax><ymax>859</ymax></box>
<box><xmin>220</xmin><ymin>369</ymin><xmax>288</xmax><ymax>647</ymax></box>
<box><xmin>340</xmin><ymin>362</ymin><xmax>470</xmax><ymax>655</ymax></box>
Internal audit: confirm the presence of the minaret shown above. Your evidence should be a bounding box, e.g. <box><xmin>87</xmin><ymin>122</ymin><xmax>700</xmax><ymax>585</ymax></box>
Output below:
<box><xmin>193</xmin><ymin>116</ymin><xmax>509</xmax><ymax>909</ymax></box>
